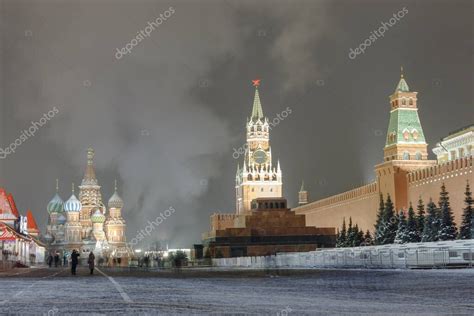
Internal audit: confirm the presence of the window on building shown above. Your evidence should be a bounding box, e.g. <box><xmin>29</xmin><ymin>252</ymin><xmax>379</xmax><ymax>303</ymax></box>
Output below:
<box><xmin>409</xmin><ymin>99</ymin><xmax>413</xmax><ymax>105</ymax></box>
<box><xmin>403</xmin><ymin>152</ymin><xmax>410</xmax><ymax>160</ymax></box>
<box><xmin>412</xmin><ymin>129</ymin><xmax>419</xmax><ymax>140</ymax></box>
<box><xmin>415</xmin><ymin>152</ymin><xmax>422</xmax><ymax>160</ymax></box>
<box><xmin>261</xmin><ymin>188</ymin><xmax>264</xmax><ymax>192</ymax></box>
<box><xmin>403</xmin><ymin>130</ymin><xmax>410</xmax><ymax>140</ymax></box>
<box><xmin>402</xmin><ymin>99</ymin><xmax>406</xmax><ymax>105</ymax></box>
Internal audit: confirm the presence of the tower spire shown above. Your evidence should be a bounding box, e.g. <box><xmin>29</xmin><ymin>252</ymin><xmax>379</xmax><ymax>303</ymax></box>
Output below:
<box><xmin>114</xmin><ymin>179</ymin><xmax>118</xmax><ymax>192</ymax></box>
<box><xmin>395</xmin><ymin>67</ymin><xmax>409</xmax><ymax>92</ymax></box>
<box><xmin>72</xmin><ymin>182</ymin><xmax>75</xmax><ymax>194</ymax></box>
<box><xmin>298</xmin><ymin>180</ymin><xmax>308</xmax><ymax>205</ymax></box>
<box><xmin>82</xmin><ymin>147</ymin><xmax>98</xmax><ymax>185</ymax></box>
<box><xmin>300</xmin><ymin>180</ymin><xmax>305</xmax><ymax>192</ymax></box>
<box><xmin>250</xmin><ymin>79</ymin><xmax>264</xmax><ymax>120</ymax></box>
<box><xmin>56</xmin><ymin>179</ymin><xmax>59</xmax><ymax>192</ymax></box>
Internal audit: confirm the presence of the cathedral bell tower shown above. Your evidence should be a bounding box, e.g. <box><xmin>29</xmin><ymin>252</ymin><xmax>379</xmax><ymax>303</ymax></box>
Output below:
<box><xmin>235</xmin><ymin>80</ymin><xmax>282</xmax><ymax>215</ymax></box>
<box><xmin>79</xmin><ymin>148</ymin><xmax>105</xmax><ymax>239</ymax></box>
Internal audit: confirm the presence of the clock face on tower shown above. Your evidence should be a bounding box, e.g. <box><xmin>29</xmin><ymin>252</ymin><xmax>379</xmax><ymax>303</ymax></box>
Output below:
<box><xmin>252</xmin><ymin>150</ymin><xmax>267</xmax><ymax>164</ymax></box>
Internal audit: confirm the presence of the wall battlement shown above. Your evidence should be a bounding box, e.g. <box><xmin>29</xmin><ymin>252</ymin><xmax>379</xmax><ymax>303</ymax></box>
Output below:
<box><xmin>211</xmin><ymin>213</ymin><xmax>238</xmax><ymax>220</ymax></box>
<box><xmin>296</xmin><ymin>182</ymin><xmax>378</xmax><ymax>212</ymax></box>
<box><xmin>408</xmin><ymin>156</ymin><xmax>472</xmax><ymax>185</ymax></box>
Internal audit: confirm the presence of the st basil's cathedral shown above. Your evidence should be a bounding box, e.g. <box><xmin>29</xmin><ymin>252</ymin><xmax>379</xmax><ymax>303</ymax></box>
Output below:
<box><xmin>44</xmin><ymin>148</ymin><xmax>132</xmax><ymax>265</ymax></box>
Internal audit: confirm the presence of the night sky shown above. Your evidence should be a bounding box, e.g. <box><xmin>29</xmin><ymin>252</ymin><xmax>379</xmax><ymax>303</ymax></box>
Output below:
<box><xmin>0</xmin><ymin>0</ymin><xmax>472</xmax><ymax>247</ymax></box>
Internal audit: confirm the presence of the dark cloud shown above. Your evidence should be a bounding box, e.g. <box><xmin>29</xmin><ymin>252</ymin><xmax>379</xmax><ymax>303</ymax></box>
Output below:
<box><xmin>0</xmin><ymin>0</ymin><xmax>471</xmax><ymax>247</ymax></box>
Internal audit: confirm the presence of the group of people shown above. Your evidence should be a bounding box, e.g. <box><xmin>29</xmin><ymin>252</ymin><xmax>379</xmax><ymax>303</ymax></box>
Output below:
<box><xmin>46</xmin><ymin>252</ymin><xmax>67</xmax><ymax>268</ymax></box>
<box><xmin>47</xmin><ymin>250</ymin><xmax>96</xmax><ymax>276</ymax></box>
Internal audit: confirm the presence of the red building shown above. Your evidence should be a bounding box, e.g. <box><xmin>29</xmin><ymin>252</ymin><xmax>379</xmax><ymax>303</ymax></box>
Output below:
<box><xmin>0</xmin><ymin>187</ymin><xmax>45</xmax><ymax>268</ymax></box>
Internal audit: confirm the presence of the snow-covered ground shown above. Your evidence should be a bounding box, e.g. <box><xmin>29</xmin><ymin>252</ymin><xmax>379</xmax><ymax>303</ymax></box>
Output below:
<box><xmin>0</xmin><ymin>267</ymin><xmax>473</xmax><ymax>315</ymax></box>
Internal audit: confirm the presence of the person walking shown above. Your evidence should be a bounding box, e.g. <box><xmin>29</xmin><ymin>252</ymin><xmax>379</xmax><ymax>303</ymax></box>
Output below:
<box><xmin>87</xmin><ymin>252</ymin><xmax>95</xmax><ymax>275</ymax></box>
<box><xmin>54</xmin><ymin>252</ymin><xmax>60</xmax><ymax>267</ymax></box>
<box><xmin>47</xmin><ymin>254</ymin><xmax>53</xmax><ymax>268</ymax></box>
<box><xmin>63</xmin><ymin>253</ymin><xmax>67</xmax><ymax>266</ymax></box>
<box><xmin>71</xmin><ymin>249</ymin><xmax>80</xmax><ymax>275</ymax></box>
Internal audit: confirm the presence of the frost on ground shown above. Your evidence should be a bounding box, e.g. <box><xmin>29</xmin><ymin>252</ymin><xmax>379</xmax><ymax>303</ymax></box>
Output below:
<box><xmin>0</xmin><ymin>268</ymin><xmax>473</xmax><ymax>315</ymax></box>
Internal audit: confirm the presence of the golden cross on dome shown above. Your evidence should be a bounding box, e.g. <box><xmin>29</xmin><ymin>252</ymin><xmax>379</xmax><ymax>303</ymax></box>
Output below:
<box><xmin>400</xmin><ymin>66</ymin><xmax>404</xmax><ymax>78</ymax></box>
<box><xmin>252</xmin><ymin>79</ymin><xmax>261</xmax><ymax>87</ymax></box>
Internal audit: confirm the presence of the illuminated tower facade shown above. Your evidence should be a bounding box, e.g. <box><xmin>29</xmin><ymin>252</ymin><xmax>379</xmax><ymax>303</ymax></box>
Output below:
<box><xmin>105</xmin><ymin>181</ymin><xmax>127</xmax><ymax>247</ymax></box>
<box><xmin>383</xmin><ymin>69</ymin><xmax>429</xmax><ymax>162</ymax></box>
<box><xmin>376</xmin><ymin>69</ymin><xmax>436</xmax><ymax>210</ymax></box>
<box><xmin>235</xmin><ymin>80</ymin><xmax>282</xmax><ymax>215</ymax></box>
<box><xmin>64</xmin><ymin>184</ymin><xmax>83</xmax><ymax>248</ymax></box>
<box><xmin>78</xmin><ymin>148</ymin><xmax>105</xmax><ymax>239</ymax></box>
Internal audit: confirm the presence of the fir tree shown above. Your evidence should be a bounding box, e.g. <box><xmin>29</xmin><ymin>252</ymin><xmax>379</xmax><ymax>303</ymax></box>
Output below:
<box><xmin>346</xmin><ymin>217</ymin><xmax>355</xmax><ymax>247</ymax></box>
<box><xmin>355</xmin><ymin>225</ymin><xmax>364</xmax><ymax>246</ymax></box>
<box><xmin>438</xmin><ymin>183</ymin><xmax>457</xmax><ymax>240</ymax></box>
<box><xmin>459</xmin><ymin>181</ymin><xmax>473</xmax><ymax>239</ymax></box>
<box><xmin>394</xmin><ymin>210</ymin><xmax>408</xmax><ymax>244</ymax></box>
<box><xmin>415</xmin><ymin>197</ymin><xmax>425</xmax><ymax>241</ymax></box>
<box><xmin>380</xmin><ymin>194</ymin><xmax>398</xmax><ymax>244</ymax></box>
<box><xmin>406</xmin><ymin>203</ymin><xmax>419</xmax><ymax>243</ymax></box>
<box><xmin>374</xmin><ymin>194</ymin><xmax>385</xmax><ymax>245</ymax></box>
<box><xmin>363</xmin><ymin>230</ymin><xmax>373</xmax><ymax>246</ymax></box>
<box><xmin>336</xmin><ymin>218</ymin><xmax>347</xmax><ymax>247</ymax></box>
<box><xmin>422</xmin><ymin>199</ymin><xmax>440</xmax><ymax>242</ymax></box>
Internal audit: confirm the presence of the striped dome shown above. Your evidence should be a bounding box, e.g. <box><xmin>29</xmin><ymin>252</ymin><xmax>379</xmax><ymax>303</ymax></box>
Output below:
<box><xmin>64</xmin><ymin>194</ymin><xmax>82</xmax><ymax>212</ymax></box>
<box><xmin>47</xmin><ymin>193</ymin><xmax>64</xmax><ymax>214</ymax></box>
<box><xmin>108</xmin><ymin>191</ymin><xmax>124</xmax><ymax>209</ymax></box>
<box><xmin>91</xmin><ymin>209</ymin><xmax>106</xmax><ymax>223</ymax></box>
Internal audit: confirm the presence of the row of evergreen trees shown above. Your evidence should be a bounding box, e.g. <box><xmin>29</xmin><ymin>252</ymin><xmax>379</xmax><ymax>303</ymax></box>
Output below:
<box><xmin>335</xmin><ymin>217</ymin><xmax>373</xmax><ymax>247</ymax></box>
<box><xmin>336</xmin><ymin>182</ymin><xmax>473</xmax><ymax>247</ymax></box>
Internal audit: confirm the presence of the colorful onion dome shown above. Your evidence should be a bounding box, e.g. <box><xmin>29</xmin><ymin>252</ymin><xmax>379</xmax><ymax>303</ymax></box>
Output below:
<box><xmin>57</xmin><ymin>213</ymin><xmax>67</xmax><ymax>225</ymax></box>
<box><xmin>64</xmin><ymin>194</ymin><xmax>81</xmax><ymax>212</ymax></box>
<box><xmin>108</xmin><ymin>180</ymin><xmax>124</xmax><ymax>209</ymax></box>
<box><xmin>64</xmin><ymin>183</ymin><xmax>82</xmax><ymax>212</ymax></box>
<box><xmin>47</xmin><ymin>193</ymin><xmax>64</xmax><ymax>214</ymax></box>
<box><xmin>91</xmin><ymin>209</ymin><xmax>106</xmax><ymax>223</ymax></box>
<box><xmin>47</xmin><ymin>180</ymin><xmax>64</xmax><ymax>214</ymax></box>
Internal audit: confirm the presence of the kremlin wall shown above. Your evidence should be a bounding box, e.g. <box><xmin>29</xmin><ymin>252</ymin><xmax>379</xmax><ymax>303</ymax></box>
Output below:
<box><xmin>201</xmin><ymin>75</ymin><xmax>472</xmax><ymax>258</ymax></box>
<box><xmin>294</xmin><ymin>73</ymin><xmax>473</xmax><ymax>233</ymax></box>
